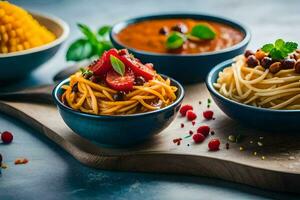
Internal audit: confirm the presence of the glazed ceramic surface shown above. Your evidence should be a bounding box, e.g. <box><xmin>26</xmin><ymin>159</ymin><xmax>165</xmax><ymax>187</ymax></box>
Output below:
<box><xmin>0</xmin><ymin>12</ymin><xmax>69</xmax><ymax>82</ymax></box>
<box><xmin>206</xmin><ymin>59</ymin><xmax>300</xmax><ymax>131</ymax></box>
<box><xmin>111</xmin><ymin>13</ymin><xmax>251</xmax><ymax>84</ymax></box>
<box><xmin>53</xmin><ymin>75</ymin><xmax>184</xmax><ymax>146</ymax></box>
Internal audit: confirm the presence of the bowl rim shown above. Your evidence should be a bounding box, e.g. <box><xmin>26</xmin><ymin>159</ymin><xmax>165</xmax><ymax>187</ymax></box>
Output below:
<box><xmin>0</xmin><ymin>11</ymin><xmax>70</xmax><ymax>58</ymax></box>
<box><xmin>206</xmin><ymin>58</ymin><xmax>300</xmax><ymax>113</ymax></box>
<box><xmin>53</xmin><ymin>74</ymin><xmax>185</xmax><ymax>119</ymax></box>
<box><xmin>110</xmin><ymin>13</ymin><xmax>251</xmax><ymax>57</ymax></box>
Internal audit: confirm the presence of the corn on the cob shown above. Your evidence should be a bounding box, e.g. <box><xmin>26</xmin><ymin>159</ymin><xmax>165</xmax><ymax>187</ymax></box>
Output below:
<box><xmin>0</xmin><ymin>1</ymin><xmax>56</xmax><ymax>53</ymax></box>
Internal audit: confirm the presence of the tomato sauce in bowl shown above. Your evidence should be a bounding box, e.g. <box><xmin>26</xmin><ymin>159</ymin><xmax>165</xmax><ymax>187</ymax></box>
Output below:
<box><xmin>115</xmin><ymin>19</ymin><xmax>244</xmax><ymax>55</ymax></box>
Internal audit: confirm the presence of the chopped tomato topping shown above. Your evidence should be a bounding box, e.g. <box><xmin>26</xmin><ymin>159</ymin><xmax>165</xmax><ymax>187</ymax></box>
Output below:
<box><xmin>89</xmin><ymin>48</ymin><xmax>118</xmax><ymax>76</ymax></box>
<box><xmin>119</xmin><ymin>54</ymin><xmax>155</xmax><ymax>81</ymax></box>
<box><xmin>106</xmin><ymin>69</ymin><xmax>135</xmax><ymax>91</ymax></box>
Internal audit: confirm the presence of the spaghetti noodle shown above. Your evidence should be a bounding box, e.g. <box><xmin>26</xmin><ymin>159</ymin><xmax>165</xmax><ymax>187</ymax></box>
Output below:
<box><xmin>61</xmin><ymin>72</ymin><xmax>178</xmax><ymax>115</ymax></box>
<box><xmin>214</xmin><ymin>55</ymin><xmax>300</xmax><ymax>110</ymax></box>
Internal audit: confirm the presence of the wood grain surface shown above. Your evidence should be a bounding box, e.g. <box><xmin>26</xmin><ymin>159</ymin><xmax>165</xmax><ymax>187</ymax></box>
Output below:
<box><xmin>1</xmin><ymin>83</ymin><xmax>300</xmax><ymax>193</ymax></box>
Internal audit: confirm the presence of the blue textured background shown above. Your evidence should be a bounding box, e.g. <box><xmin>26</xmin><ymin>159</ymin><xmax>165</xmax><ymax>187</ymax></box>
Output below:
<box><xmin>1</xmin><ymin>0</ymin><xmax>300</xmax><ymax>199</ymax></box>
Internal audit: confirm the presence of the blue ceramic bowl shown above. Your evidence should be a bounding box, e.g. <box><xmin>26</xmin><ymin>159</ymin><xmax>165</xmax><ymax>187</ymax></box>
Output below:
<box><xmin>53</xmin><ymin>75</ymin><xmax>184</xmax><ymax>146</ymax></box>
<box><xmin>0</xmin><ymin>12</ymin><xmax>69</xmax><ymax>82</ymax></box>
<box><xmin>110</xmin><ymin>13</ymin><xmax>251</xmax><ymax>84</ymax></box>
<box><xmin>206</xmin><ymin>59</ymin><xmax>300</xmax><ymax>131</ymax></box>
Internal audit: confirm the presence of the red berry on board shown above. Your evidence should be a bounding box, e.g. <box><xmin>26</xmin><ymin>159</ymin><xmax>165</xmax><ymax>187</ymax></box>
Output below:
<box><xmin>193</xmin><ymin>133</ymin><xmax>205</xmax><ymax>144</ymax></box>
<box><xmin>203</xmin><ymin>110</ymin><xmax>214</xmax><ymax>120</ymax></box>
<box><xmin>197</xmin><ymin>125</ymin><xmax>210</xmax><ymax>137</ymax></box>
<box><xmin>179</xmin><ymin>104</ymin><xmax>193</xmax><ymax>116</ymax></box>
<box><xmin>1</xmin><ymin>131</ymin><xmax>13</xmax><ymax>144</ymax></box>
<box><xmin>186</xmin><ymin>110</ymin><xmax>197</xmax><ymax>121</ymax></box>
<box><xmin>208</xmin><ymin>139</ymin><xmax>221</xmax><ymax>151</ymax></box>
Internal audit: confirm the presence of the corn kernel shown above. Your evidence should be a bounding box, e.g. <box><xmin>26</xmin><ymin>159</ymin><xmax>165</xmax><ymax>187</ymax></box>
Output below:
<box><xmin>0</xmin><ymin>1</ymin><xmax>56</xmax><ymax>53</ymax></box>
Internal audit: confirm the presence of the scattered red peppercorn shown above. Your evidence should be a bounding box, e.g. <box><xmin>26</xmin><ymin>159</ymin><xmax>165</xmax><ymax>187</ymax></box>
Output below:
<box><xmin>203</xmin><ymin>110</ymin><xmax>214</xmax><ymax>120</ymax></box>
<box><xmin>210</xmin><ymin>131</ymin><xmax>215</xmax><ymax>135</ymax></box>
<box><xmin>179</xmin><ymin>104</ymin><xmax>193</xmax><ymax>116</ymax></box>
<box><xmin>189</xmin><ymin>130</ymin><xmax>193</xmax><ymax>135</ymax></box>
<box><xmin>197</xmin><ymin>125</ymin><xmax>210</xmax><ymax>137</ymax></box>
<box><xmin>181</xmin><ymin>123</ymin><xmax>184</xmax><ymax>128</ymax></box>
<box><xmin>208</xmin><ymin>139</ymin><xmax>220</xmax><ymax>151</ymax></box>
<box><xmin>1</xmin><ymin>131</ymin><xmax>13</xmax><ymax>144</ymax></box>
<box><xmin>193</xmin><ymin>133</ymin><xmax>205</xmax><ymax>144</ymax></box>
<box><xmin>192</xmin><ymin>121</ymin><xmax>195</xmax><ymax>126</ymax></box>
<box><xmin>186</xmin><ymin>110</ymin><xmax>197</xmax><ymax>121</ymax></box>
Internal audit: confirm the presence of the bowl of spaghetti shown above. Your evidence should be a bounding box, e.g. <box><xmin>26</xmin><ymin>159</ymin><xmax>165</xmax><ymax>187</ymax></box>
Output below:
<box><xmin>53</xmin><ymin>48</ymin><xmax>184</xmax><ymax>146</ymax></box>
<box><xmin>206</xmin><ymin>39</ymin><xmax>300</xmax><ymax>130</ymax></box>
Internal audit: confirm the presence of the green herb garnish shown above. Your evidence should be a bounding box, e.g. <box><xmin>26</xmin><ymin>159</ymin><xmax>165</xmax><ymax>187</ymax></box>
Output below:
<box><xmin>166</xmin><ymin>32</ymin><xmax>186</xmax><ymax>49</ymax></box>
<box><xmin>165</xmin><ymin>24</ymin><xmax>216</xmax><ymax>49</ymax></box>
<box><xmin>190</xmin><ymin>24</ymin><xmax>216</xmax><ymax>40</ymax></box>
<box><xmin>80</xmin><ymin>68</ymin><xmax>93</xmax><ymax>77</ymax></box>
<box><xmin>261</xmin><ymin>39</ymin><xmax>298</xmax><ymax>60</ymax></box>
<box><xmin>66</xmin><ymin>39</ymin><xmax>93</xmax><ymax>61</ymax></box>
<box><xmin>110</xmin><ymin>55</ymin><xmax>125</xmax><ymax>76</ymax></box>
<box><xmin>66</xmin><ymin>23</ymin><xmax>113</xmax><ymax>61</ymax></box>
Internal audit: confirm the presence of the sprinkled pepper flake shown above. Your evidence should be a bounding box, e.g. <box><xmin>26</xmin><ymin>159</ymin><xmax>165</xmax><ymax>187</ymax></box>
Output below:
<box><xmin>257</xmin><ymin>141</ymin><xmax>263</xmax><ymax>147</ymax></box>
<box><xmin>189</xmin><ymin>130</ymin><xmax>193</xmax><ymax>135</ymax></box>
<box><xmin>14</xmin><ymin>158</ymin><xmax>29</xmax><ymax>165</ymax></box>
<box><xmin>192</xmin><ymin>121</ymin><xmax>195</xmax><ymax>126</ymax></box>
<box><xmin>226</xmin><ymin>142</ymin><xmax>230</xmax><ymax>149</ymax></box>
<box><xmin>184</xmin><ymin>134</ymin><xmax>192</xmax><ymax>139</ymax></box>
<box><xmin>199</xmin><ymin>101</ymin><xmax>202</xmax><ymax>104</ymax></box>
<box><xmin>228</xmin><ymin>135</ymin><xmax>236</xmax><ymax>142</ymax></box>
<box><xmin>180</xmin><ymin>123</ymin><xmax>184</xmax><ymax>128</ymax></box>
<box><xmin>210</xmin><ymin>131</ymin><xmax>215</xmax><ymax>135</ymax></box>
<box><xmin>1</xmin><ymin>163</ymin><xmax>8</xmax><ymax>169</ymax></box>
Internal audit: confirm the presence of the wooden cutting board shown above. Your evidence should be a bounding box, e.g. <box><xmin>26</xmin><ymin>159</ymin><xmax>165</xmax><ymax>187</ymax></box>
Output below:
<box><xmin>1</xmin><ymin>83</ymin><xmax>300</xmax><ymax>193</ymax></box>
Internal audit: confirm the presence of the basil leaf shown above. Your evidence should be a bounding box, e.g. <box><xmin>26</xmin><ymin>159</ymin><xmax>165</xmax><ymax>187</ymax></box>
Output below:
<box><xmin>191</xmin><ymin>24</ymin><xmax>216</xmax><ymax>40</ymax></box>
<box><xmin>66</xmin><ymin>39</ymin><xmax>93</xmax><ymax>61</ymax></box>
<box><xmin>98</xmin><ymin>25</ymin><xmax>111</xmax><ymax>37</ymax></box>
<box><xmin>269</xmin><ymin>48</ymin><xmax>284</xmax><ymax>60</ymax></box>
<box><xmin>275</xmin><ymin>39</ymin><xmax>285</xmax><ymax>49</ymax></box>
<box><xmin>282</xmin><ymin>42</ymin><xmax>298</xmax><ymax>53</ymax></box>
<box><xmin>77</xmin><ymin>23</ymin><xmax>99</xmax><ymax>47</ymax></box>
<box><xmin>80</xmin><ymin>68</ymin><xmax>93</xmax><ymax>76</ymax></box>
<box><xmin>166</xmin><ymin>32</ymin><xmax>186</xmax><ymax>49</ymax></box>
<box><xmin>261</xmin><ymin>43</ymin><xmax>274</xmax><ymax>53</ymax></box>
<box><xmin>110</xmin><ymin>55</ymin><xmax>125</xmax><ymax>76</ymax></box>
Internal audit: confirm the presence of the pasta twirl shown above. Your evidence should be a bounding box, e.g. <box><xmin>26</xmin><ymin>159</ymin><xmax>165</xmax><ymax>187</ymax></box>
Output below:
<box><xmin>61</xmin><ymin>72</ymin><xmax>177</xmax><ymax>115</ymax></box>
<box><xmin>214</xmin><ymin>55</ymin><xmax>300</xmax><ymax>110</ymax></box>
